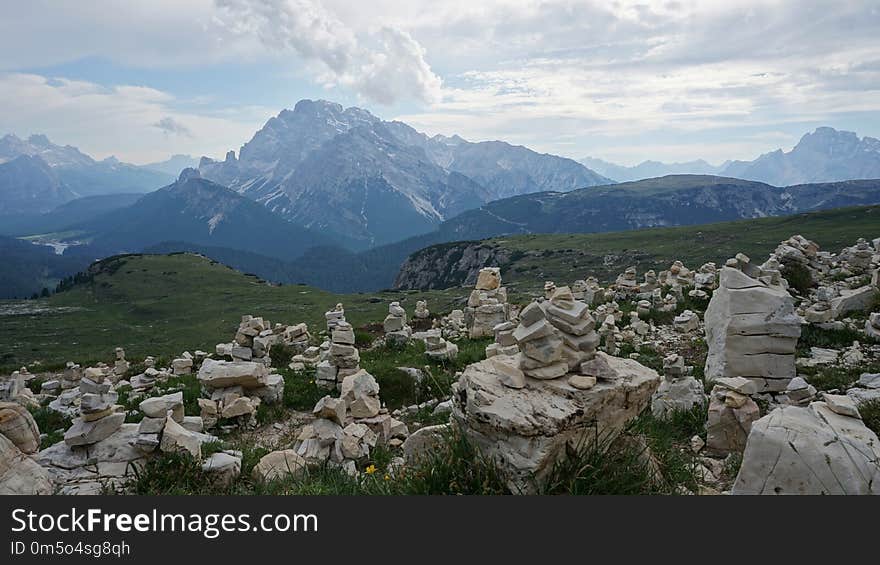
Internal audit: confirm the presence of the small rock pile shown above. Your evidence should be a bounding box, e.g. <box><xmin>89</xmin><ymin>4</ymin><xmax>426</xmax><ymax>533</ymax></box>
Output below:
<box><xmin>325</xmin><ymin>303</ymin><xmax>346</xmax><ymax>332</ymax></box>
<box><xmin>866</xmin><ymin>312</ymin><xmax>880</xmax><ymax>340</ymax></box>
<box><xmin>383</xmin><ymin>301</ymin><xmax>412</xmax><ymax>346</ymax></box>
<box><xmin>513</xmin><ymin>286</ymin><xmax>599</xmax><ymax>381</ymax></box>
<box><xmin>283</xmin><ymin>370</ymin><xmax>408</xmax><ymax>477</ymax></box>
<box><xmin>63</xmin><ymin>377</ymin><xmax>124</xmax><ymax>447</ymax></box>
<box><xmin>134</xmin><ymin>392</ymin><xmax>214</xmax><ymax>459</ymax></box>
<box><xmin>651</xmin><ymin>353</ymin><xmax>707</xmax><ymax>420</ymax></box>
<box><xmin>673</xmin><ymin>309</ymin><xmax>700</xmax><ymax>333</ymax></box>
<box><xmin>705</xmin><ymin>377</ymin><xmax>760</xmax><ymax>456</ymax></box>
<box><xmin>465</xmin><ymin>267</ymin><xmax>510</xmax><ymax>338</ymax></box>
<box><xmin>217</xmin><ymin>315</ymin><xmax>311</xmax><ymax>365</ymax></box>
<box><xmin>659</xmin><ymin>260</ymin><xmax>695</xmax><ymax>295</ymax></box>
<box><xmin>414</xmin><ymin>300</ymin><xmax>429</xmax><ymax>319</ymax></box>
<box><xmin>289</xmin><ymin>346</ymin><xmax>323</xmax><ymax>371</ymax></box>
<box><xmin>485</xmin><ymin>321</ymin><xmax>518</xmax><ymax>358</ymax></box>
<box><xmin>423</xmin><ymin>329</ymin><xmax>459</xmax><ymax>361</ymax></box>
<box><xmin>439</xmin><ymin>309</ymin><xmax>466</xmax><ymax>339</ymax></box>
<box><xmin>113</xmin><ymin>347</ymin><xmax>130</xmax><ymax>379</ymax></box>
<box><xmin>196</xmin><ymin>359</ymin><xmax>284</xmax><ymax>428</ymax></box>
<box><xmin>614</xmin><ymin>267</ymin><xmax>639</xmax><ymax>297</ymax></box>
<box><xmin>317</xmin><ymin>320</ymin><xmax>360</xmax><ymax>390</ymax></box>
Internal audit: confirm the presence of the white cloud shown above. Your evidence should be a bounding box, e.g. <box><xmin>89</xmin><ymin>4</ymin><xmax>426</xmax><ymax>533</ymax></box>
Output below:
<box><xmin>1</xmin><ymin>0</ymin><xmax>879</xmax><ymax>163</ymax></box>
<box><xmin>213</xmin><ymin>0</ymin><xmax>441</xmax><ymax>105</ymax></box>
<box><xmin>0</xmin><ymin>73</ymin><xmax>272</xmax><ymax>163</ymax></box>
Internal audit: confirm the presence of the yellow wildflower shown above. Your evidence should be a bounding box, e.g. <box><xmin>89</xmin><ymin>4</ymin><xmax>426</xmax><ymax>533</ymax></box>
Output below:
<box><xmin>365</xmin><ymin>464</ymin><xmax>377</xmax><ymax>475</ymax></box>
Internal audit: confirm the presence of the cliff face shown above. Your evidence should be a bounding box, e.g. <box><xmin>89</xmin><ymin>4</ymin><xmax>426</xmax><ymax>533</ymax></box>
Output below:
<box><xmin>393</xmin><ymin>241</ymin><xmax>513</xmax><ymax>290</ymax></box>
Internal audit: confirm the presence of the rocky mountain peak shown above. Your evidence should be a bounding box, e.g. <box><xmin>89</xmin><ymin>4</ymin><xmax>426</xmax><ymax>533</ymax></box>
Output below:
<box><xmin>177</xmin><ymin>167</ymin><xmax>201</xmax><ymax>183</ymax></box>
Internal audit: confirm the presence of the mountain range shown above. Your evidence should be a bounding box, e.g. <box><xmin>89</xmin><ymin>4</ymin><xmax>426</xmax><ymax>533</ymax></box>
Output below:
<box><xmin>73</xmin><ymin>169</ymin><xmax>341</xmax><ymax>261</ymax></box>
<box><xmin>582</xmin><ymin>127</ymin><xmax>880</xmax><ymax>185</ymax></box>
<box><xmin>0</xmin><ymin>133</ymin><xmax>174</xmax><ymax>215</ymax></box>
<box><xmin>199</xmin><ymin>99</ymin><xmax>611</xmax><ymax>246</ymax></box>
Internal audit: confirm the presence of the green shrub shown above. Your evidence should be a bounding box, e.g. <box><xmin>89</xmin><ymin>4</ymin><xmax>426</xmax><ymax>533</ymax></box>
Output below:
<box><xmin>781</xmin><ymin>261</ymin><xmax>813</xmax><ymax>295</ymax></box>
<box><xmin>28</xmin><ymin>406</ymin><xmax>71</xmax><ymax>449</ymax></box>
<box><xmin>858</xmin><ymin>400</ymin><xmax>880</xmax><ymax>435</ymax></box>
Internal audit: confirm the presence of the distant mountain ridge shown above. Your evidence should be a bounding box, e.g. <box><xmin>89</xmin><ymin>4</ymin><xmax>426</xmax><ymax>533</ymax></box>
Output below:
<box><xmin>75</xmin><ymin>169</ymin><xmax>341</xmax><ymax>261</ymax></box>
<box><xmin>200</xmin><ymin>99</ymin><xmax>611</xmax><ymax>246</ymax></box>
<box><xmin>722</xmin><ymin>127</ymin><xmax>880</xmax><ymax>186</ymax></box>
<box><xmin>579</xmin><ymin>156</ymin><xmax>724</xmax><ymax>182</ymax></box>
<box><xmin>0</xmin><ymin>133</ymin><xmax>174</xmax><ymax>214</ymax></box>
<box><xmin>581</xmin><ymin>127</ymin><xmax>880</xmax><ymax>184</ymax></box>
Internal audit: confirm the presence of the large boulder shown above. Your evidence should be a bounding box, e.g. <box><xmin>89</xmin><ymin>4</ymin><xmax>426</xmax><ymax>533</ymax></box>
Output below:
<box><xmin>704</xmin><ymin>266</ymin><xmax>801</xmax><ymax>393</ymax></box>
<box><xmin>197</xmin><ymin>359</ymin><xmax>268</xmax><ymax>389</ymax></box>
<box><xmin>0</xmin><ymin>433</ymin><xmax>53</xmax><ymax>494</ymax></box>
<box><xmin>252</xmin><ymin>450</ymin><xmax>307</xmax><ymax>483</ymax></box>
<box><xmin>37</xmin><ymin>423</ymin><xmax>150</xmax><ymax>495</ymax></box>
<box><xmin>451</xmin><ymin>352</ymin><xmax>660</xmax><ymax>493</ymax></box>
<box><xmin>0</xmin><ymin>401</ymin><xmax>41</xmax><ymax>454</ymax></box>
<box><xmin>732</xmin><ymin>402</ymin><xmax>880</xmax><ymax>494</ymax></box>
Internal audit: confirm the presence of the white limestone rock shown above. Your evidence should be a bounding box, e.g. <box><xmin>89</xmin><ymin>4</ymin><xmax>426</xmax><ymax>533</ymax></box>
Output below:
<box><xmin>732</xmin><ymin>402</ymin><xmax>880</xmax><ymax>494</ymax></box>
<box><xmin>252</xmin><ymin>450</ymin><xmax>306</xmax><ymax>482</ymax></box>
<box><xmin>0</xmin><ymin>433</ymin><xmax>53</xmax><ymax>495</ymax></box>
<box><xmin>0</xmin><ymin>401</ymin><xmax>41</xmax><ymax>454</ymax></box>
<box><xmin>704</xmin><ymin>266</ymin><xmax>801</xmax><ymax>392</ymax></box>
<box><xmin>452</xmin><ymin>352</ymin><xmax>660</xmax><ymax>493</ymax></box>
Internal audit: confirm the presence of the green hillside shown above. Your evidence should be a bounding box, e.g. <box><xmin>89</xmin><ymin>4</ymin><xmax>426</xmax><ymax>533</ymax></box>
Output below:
<box><xmin>395</xmin><ymin>205</ymin><xmax>880</xmax><ymax>292</ymax></box>
<box><xmin>0</xmin><ymin>253</ymin><xmax>464</xmax><ymax>371</ymax></box>
<box><xmin>499</xmin><ymin>205</ymin><xmax>880</xmax><ymax>289</ymax></box>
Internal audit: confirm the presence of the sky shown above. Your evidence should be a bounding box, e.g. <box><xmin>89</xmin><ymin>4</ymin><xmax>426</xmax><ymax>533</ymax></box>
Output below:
<box><xmin>0</xmin><ymin>0</ymin><xmax>878</xmax><ymax>166</ymax></box>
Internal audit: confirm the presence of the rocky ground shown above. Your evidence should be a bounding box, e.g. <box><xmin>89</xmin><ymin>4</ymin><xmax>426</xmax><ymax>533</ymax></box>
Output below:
<box><xmin>1</xmin><ymin>234</ymin><xmax>878</xmax><ymax>495</ymax></box>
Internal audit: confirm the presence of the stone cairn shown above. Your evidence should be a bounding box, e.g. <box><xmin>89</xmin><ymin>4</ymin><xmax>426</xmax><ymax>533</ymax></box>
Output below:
<box><xmin>651</xmin><ymin>353</ymin><xmax>707</xmax><ymax>420</ymax></box>
<box><xmin>673</xmin><ymin>309</ymin><xmax>700</xmax><ymax>333</ymax></box>
<box><xmin>514</xmin><ymin>286</ymin><xmax>599</xmax><ymax>382</ymax></box>
<box><xmin>0</xmin><ymin>367</ymin><xmax>34</xmax><ymax>406</ymax></box>
<box><xmin>572</xmin><ymin>276</ymin><xmax>606</xmax><ymax>306</ymax></box>
<box><xmin>63</xmin><ymin>375</ymin><xmax>124</xmax><ymax>448</ymax></box>
<box><xmin>113</xmin><ymin>347</ymin><xmax>129</xmax><ymax>379</ymax></box>
<box><xmin>614</xmin><ymin>267</ymin><xmax>639</xmax><ymax>298</ymax></box>
<box><xmin>691</xmin><ymin>262</ymin><xmax>717</xmax><ymax>299</ymax></box>
<box><xmin>465</xmin><ymin>267</ymin><xmax>510</xmax><ymax>338</ymax></box>
<box><xmin>134</xmin><ymin>391</ymin><xmax>202</xmax><ymax>454</ymax></box>
<box><xmin>414</xmin><ymin>300</ymin><xmax>430</xmax><ymax>320</ymax></box>
<box><xmin>866</xmin><ymin>312</ymin><xmax>880</xmax><ymax>340</ymax></box>
<box><xmin>325</xmin><ymin>303</ymin><xmax>346</xmax><ymax>332</ymax></box>
<box><xmin>383</xmin><ymin>301</ymin><xmax>412</xmax><ymax>346</ymax></box>
<box><xmin>543</xmin><ymin>281</ymin><xmax>557</xmax><ymax>299</ymax></box>
<box><xmin>438</xmin><ymin>309</ymin><xmax>466</xmax><ymax>340</ymax></box>
<box><xmin>659</xmin><ymin>260</ymin><xmax>695</xmax><ymax>297</ymax></box>
<box><xmin>485</xmin><ymin>321</ymin><xmax>518</xmax><ymax>358</ymax></box>
<box><xmin>284</xmin><ymin>369</ymin><xmax>409</xmax><ymax>478</ymax></box>
<box><xmin>317</xmin><ymin>318</ymin><xmax>361</xmax><ymax>390</ymax></box>
<box><xmin>196</xmin><ymin>357</ymin><xmax>284</xmax><ymax>429</ymax></box>
<box><xmin>450</xmin><ymin>285</ymin><xmax>660</xmax><ymax>492</ymax></box>
<box><xmin>216</xmin><ymin>315</ymin><xmax>310</xmax><ymax>366</ymax></box>
<box><xmin>640</xmin><ymin>269</ymin><xmax>659</xmax><ymax>294</ymax></box>
<box><xmin>704</xmin><ymin>253</ymin><xmax>801</xmax><ymax>395</ymax></box>
<box><xmin>705</xmin><ymin>377</ymin><xmax>761</xmax><ymax>456</ymax></box>
<box><xmin>423</xmin><ymin>330</ymin><xmax>459</xmax><ymax>361</ymax></box>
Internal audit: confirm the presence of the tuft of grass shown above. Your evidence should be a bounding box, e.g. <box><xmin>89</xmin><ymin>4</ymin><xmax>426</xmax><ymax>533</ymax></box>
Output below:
<box><xmin>858</xmin><ymin>399</ymin><xmax>880</xmax><ymax>435</ymax></box>
<box><xmin>798</xmin><ymin>325</ymin><xmax>866</xmax><ymax>355</ymax></box>
<box><xmin>800</xmin><ymin>362</ymin><xmax>880</xmax><ymax>392</ymax></box>
<box><xmin>268</xmin><ymin>344</ymin><xmax>297</xmax><ymax>369</ymax></box>
<box><xmin>781</xmin><ymin>261</ymin><xmax>814</xmax><ymax>295</ymax></box>
<box><xmin>28</xmin><ymin>406</ymin><xmax>72</xmax><ymax>449</ymax></box>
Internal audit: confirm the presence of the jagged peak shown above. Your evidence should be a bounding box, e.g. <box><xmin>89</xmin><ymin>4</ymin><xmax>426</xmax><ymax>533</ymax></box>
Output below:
<box><xmin>177</xmin><ymin>167</ymin><xmax>201</xmax><ymax>183</ymax></box>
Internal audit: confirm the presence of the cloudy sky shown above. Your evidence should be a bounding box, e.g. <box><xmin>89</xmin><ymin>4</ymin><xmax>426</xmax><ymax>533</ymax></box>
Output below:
<box><xmin>1</xmin><ymin>0</ymin><xmax>878</xmax><ymax>165</ymax></box>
